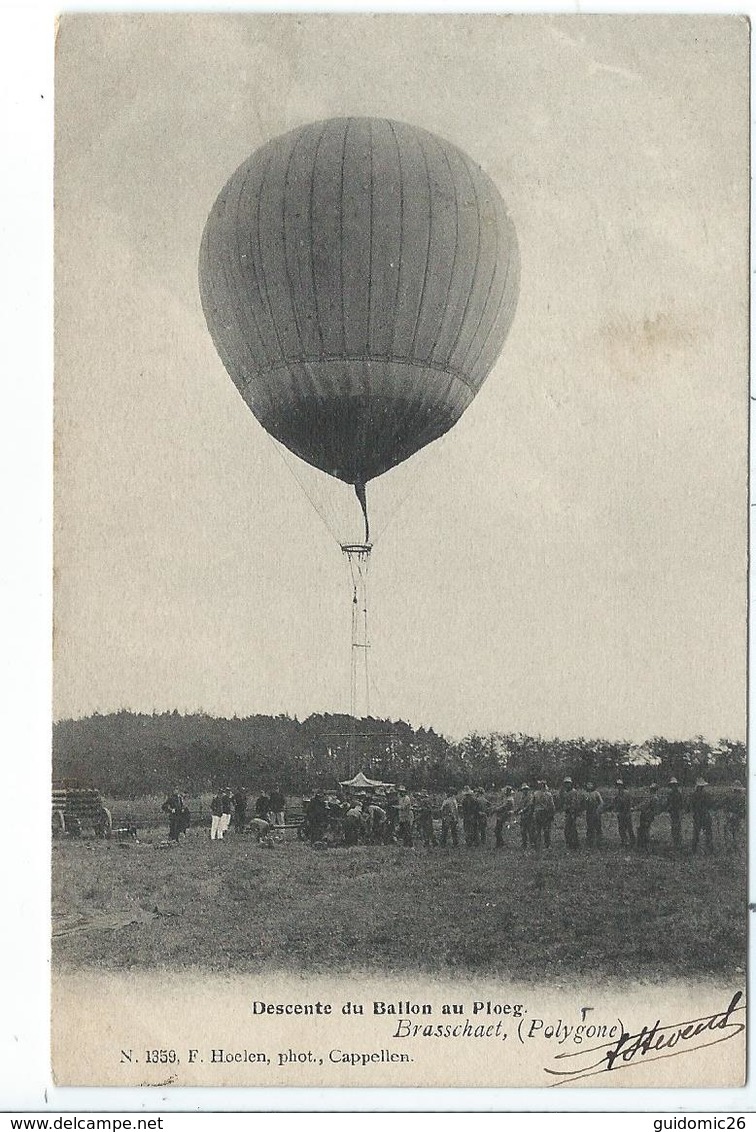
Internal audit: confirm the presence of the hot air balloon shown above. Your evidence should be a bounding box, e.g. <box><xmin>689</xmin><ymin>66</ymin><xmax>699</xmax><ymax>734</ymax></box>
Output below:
<box><xmin>199</xmin><ymin>116</ymin><xmax>520</xmax><ymax>542</ymax></box>
<box><xmin>199</xmin><ymin>116</ymin><xmax>519</xmax><ymax>746</ymax></box>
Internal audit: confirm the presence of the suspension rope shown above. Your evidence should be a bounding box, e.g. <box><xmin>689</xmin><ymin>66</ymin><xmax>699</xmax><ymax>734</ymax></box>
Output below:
<box><xmin>362</xmin><ymin>551</ymin><xmax>371</xmax><ymax>719</ymax></box>
<box><xmin>369</xmin><ymin>430</ymin><xmax>453</xmax><ymax>545</ymax></box>
<box><xmin>264</xmin><ymin>434</ymin><xmax>343</xmax><ymax>546</ymax></box>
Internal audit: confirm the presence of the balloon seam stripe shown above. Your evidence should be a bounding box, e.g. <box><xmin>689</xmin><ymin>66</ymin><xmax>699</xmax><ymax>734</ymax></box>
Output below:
<box><xmin>366</xmin><ymin>119</ymin><xmax>374</xmax><ymax>361</ymax></box>
<box><xmin>233</xmin><ymin>154</ymin><xmax>277</xmax><ymax>407</ymax></box>
<box><xmin>408</xmin><ymin>129</ymin><xmax>435</xmax><ymax>362</ymax></box>
<box><xmin>208</xmin><ymin>165</ymin><xmax>248</xmax><ymax>384</ymax></box>
<box><xmin>466</xmin><ymin>225</ymin><xmax>517</xmax><ymax>382</ymax></box>
<box><xmin>430</xmin><ymin>135</ymin><xmax>461</xmax><ymax>370</ymax></box>
<box><xmin>275</xmin><ymin>133</ymin><xmax>306</xmax><ymax>375</ymax></box>
<box><xmin>297</xmin><ymin>355</ymin><xmax>340</xmax><ymax>537</ymax></box>
<box><xmin>467</xmin><ymin>199</ymin><xmax>517</xmax><ymax>379</ymax></box>
<box><xmin>226</xmin><ymin>158</ymin><xmax>272</xmax><ymax>402</ymax></box>
<box><xmin>387</xmin><ymin>120</ymin><xmax>404</xmax><ymax>361</ymax></box>
<box><xmin>447</xmin><ymin>153</ymin><xmax>483</xmax><ymax>369</ymax></box>
<box><xmin>308</xmin><ymin>121</ymin><xmax>329</xmax><ymax>355</ymax></box>
<box><xmin>282</xmin><ymin>128</ymin><xmax>308</xmax><ymax>361</ymax></box>
<box><xmin>339</xmin><ymin>118</ymin><xmax>350</xmax><ymax>360</ymax></box>
<box><xmin>255</xmin><ymin>147</ymin><xmax>293</xmax><ymax>389</ymax></box>
<box><xmin>476</xmin><ymin>243</ymin><xmax>520</xmax><ymax>379</ymax></box>
<box><xmin>235</xmin><ymin>155</ymin><xmax>273</xmax><ymax>378</ymax></box>
<box><xmin>458</xmin><ymin>187</ymin><xmax>503</xmax><ymax>377</ymax></box>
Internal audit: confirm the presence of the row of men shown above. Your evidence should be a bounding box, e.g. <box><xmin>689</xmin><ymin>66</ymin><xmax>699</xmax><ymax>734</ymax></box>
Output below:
<box><xmin>305</xmin><ymin>778</ymin><xmax>746</xmax><ymax>853</ymax></box>
<box><xmin>502</xmin><ymin>777</ymin><xmax>744</xmax><ymax>853</ymax></box>
<box><xmin>162</xmin><ymin>778</ymin><xmax>745</xmax><ymax>852</ymax></box>
<box><xmin>161</xmin><ymin>787</ymin><xmax>287</xmax><ymax>841</ymax></box>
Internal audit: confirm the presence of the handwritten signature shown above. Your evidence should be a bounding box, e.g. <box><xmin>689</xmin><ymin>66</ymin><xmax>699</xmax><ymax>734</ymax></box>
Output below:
<box><xmin>544</xmin><ymin>992</ymin><xmax>744</xmax><ymax>1086</ymax></box>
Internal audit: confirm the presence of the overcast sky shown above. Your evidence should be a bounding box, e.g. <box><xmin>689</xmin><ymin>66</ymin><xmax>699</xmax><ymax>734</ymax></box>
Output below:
<box><xmin>54</xmin><ymin>14</ymin><xmax>748</xmax><ymax>741</ymax></box>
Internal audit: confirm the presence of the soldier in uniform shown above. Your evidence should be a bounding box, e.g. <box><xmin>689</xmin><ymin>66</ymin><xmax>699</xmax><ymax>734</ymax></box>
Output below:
<box><xmin>637</xmin><ymin>783</ymin><xmax>659</xmax><ymax>851</ymax></box>
<box><xmin>306</xmin><ymin>791</ymin><xmax>328</xmax><ymax>843</ymax></box>
<box><xmin>584</xmin><ymin>782</ymin><xmax>604</xmax><ymax>848</ymax></box>
<box><xmin>269</xmin><ymin>785</ymin><xmax>286</xmax><ymax>827</ymax></box>
<box><xmin>517</xmin><ymin>784</ymin><xmax>534</xmax><ymax>849</ymax></box>
<box><xmin>343</xmin><ymin>801</ymin><xmax>363</xmax><ymax>846</ymax></box>
<box><xmin>367</xmin><ymin>798</ymin><xmax>388</xmax><ymax>844</ymax></box>
<box><xmin>494</xmin><ymin>787</ymin><xmax>515</xmax><ymax>848</ymax></box>
<box><xmin>691</xmin><ymin>778</ymin><xmax>714</xmax><ymax>855</ymax></box>
<box><xmin>415</xmin><ymin>792</ymin><xmax>437</xmax><ymax>847</ymax></box>
<box><xmin>724</xmin><ymin>780</ymin><xmax>746</xmax><ymax>852</ymax></box>
<box><xmin>397</xmin><ymin>786</ymin><xmax>414</xmax><ymax>847</ymax></box>
<box><xmin>358</xmin><ymin>796</ymin><xmax>373</xmax><ymax>841</ymax></box>
<box><xmin>161</xmin><ymin>789</ymin><xmax>188</xmax><ymax>842</ymax></box>
<box><xmin>666</xmin><ymin>777</ymin><xmax>684</xmax><ymax>850</ymax></box>
<box><xmin>384</xmin><ymin>788</ymin><xmax>400</xmax><ymax>843</ymax></box>
<box><xmin>560</xmin><ymin>777</ymin><xmax>583</xmax><ymax>850</ymax></box>
<box><xmin>613</xmin><ymin>779</ymin><xmax>635</xmax><ymax>847</ymax></box>
<box><xmin>232</xmin><ymin>787</ymin><xmax>248</xmax><ymax>834</ymax></box>
<box><xmin>255</xmin><ymin>790</ymin><xmax>272</xmax><ymax>824</ymax></box>
<box><xmin>439</xmin><ymin>789</ymin><xmax>459</xmax><ymax>847</ymax></box>
<box><xmin>475</xmin><ymin>787</ymin><xmax>490</xmax><ymax>846</ymax></box>
<box><xmin>531</xmin><ymin>781</ymin><xmax>556</xmax><ymax>849</ymax></box>
<box><xmin>460</xmin><ymin>786</ymin><xmax>480</xmax><ymax>847</ymax></box>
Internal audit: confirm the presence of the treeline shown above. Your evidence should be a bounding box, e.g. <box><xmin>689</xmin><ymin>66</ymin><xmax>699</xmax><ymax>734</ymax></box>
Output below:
<box><xmin>51</xmin><ymin>711</ymin><xmax>746</xmax><ymax>798</ymax></box>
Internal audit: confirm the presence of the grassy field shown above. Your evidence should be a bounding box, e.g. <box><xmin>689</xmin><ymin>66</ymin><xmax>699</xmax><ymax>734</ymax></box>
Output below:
<box><xmin>52</xmin><ymin>807</ymin><xmax>746</xmax><ymax>982</ymax></box>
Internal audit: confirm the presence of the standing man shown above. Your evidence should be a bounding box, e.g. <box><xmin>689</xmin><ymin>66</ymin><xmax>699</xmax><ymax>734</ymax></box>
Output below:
<box><xmin>584</xmin><ymin>783</ymin><xmax>604</xmax><ymax>848</ymax></box>
<box><xmin>161</xmin><ymin>788</ymin><xmax>187</xmax><ymax>843</ymax></box>
<box><xmin>358</xmin><ymin>797</ymin><xmax>373</xmax><ymax>841</ymax></box>
<box><xmin>210</xmin><ymin>790</ymin><xmax>225</xmax><ymax>840</ymax></box>
<box><xmin>531</xmin><ymin>781</ymin><xmax>556</xmax><ymax>849</ymax></box>
<box><xmin>460</xmin><ymin>787</ymin><xmax>480</xmax><ymax>847</ymax></box>
<box><xmin>475</xmin><ymin>787</ymin><xmax>490</xmax><ymax>846</ymax></box>
<box><xmin>219</xmin><ymin>788</ymin><xmax>233</xmax><ymax>837</ymax></box>
<box><xmin>666</xmin><ymin>777</ymin><xmax>684</xmax><ymax>850</ymax></box>
<box><xmin>440</xmin><ymin>789</ymin><xmax>459</xmax><ymax>847</ymax></box>
<box><xmin>179</xmin><ymin>796</ymin><xmax>191</xmax><ymax>838</ymax></box>
<box><xmin>269</xmin><ymin>785</ymin><xmax>286</xmax><ymax>827</ymax></box>
<box><xmin>397</xmin><ymin>786</ymin><xmax>414</xmax><ymax>847</ymax></box>
<box><xmin>613</xmin><ymin>779</ymin><xmax>635</xmax><ymax>847</ymax></box>
<box><xmin>560</xmin><ymin>777</ymin><xmax>583</xmax><ymax>851</ymax></box>
<box><xmin>724</xmin><ymin>780</ymin><xmax>746</xmax><ymax>852</ymax></box>
<box><xmin>416</xmin><ymin>793</ymin><xmax>437</xmax><ymax>847</ymax></box>
<box><xmin>517</xmin><ymin>784</ymin><xmax>534</xmax><ymax>849</ymax></box>
<box><xmin>637</xmin><ymin>784</ymin><xmax>659</xmax><ymax>851</ymax></box>
<box><xmin>494</xmin><ymin>787</ymin><xmax>515</xmax><ymax>848</ymax></box>
<box><xmin>306</xmin><ymin>791</ymin><xmax>328</xmax><ymax>843</ymax></box>
<box><xmin>384</xmin><ymin>788</ymin><xmax>400</xmax><ymax>843</ymax></box>
<box><xmin>691</xmin><ymin>778</ymin><xmax>714</xmax><ymax>855</ymax></box>
<box><xmin>232</xmin><ymin>786</ymin><xmax>248</xmax><ymax>834</ymax></box>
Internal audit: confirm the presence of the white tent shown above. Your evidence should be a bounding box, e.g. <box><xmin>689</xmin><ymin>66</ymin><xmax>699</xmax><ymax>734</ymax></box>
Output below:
<box><xmin>339</xmin><ymin>771</ymin><xmax>394</xmax><ymax>789</ymax></box>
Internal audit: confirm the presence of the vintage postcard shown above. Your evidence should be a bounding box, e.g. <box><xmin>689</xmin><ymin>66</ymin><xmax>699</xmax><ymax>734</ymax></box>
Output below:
<box><xmin>52</xmin><ymin>13</ymin><xmax>748</xmax><ymax>1089</ymax></box>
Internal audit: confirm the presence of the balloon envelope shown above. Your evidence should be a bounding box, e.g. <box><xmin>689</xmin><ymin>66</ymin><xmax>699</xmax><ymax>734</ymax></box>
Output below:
<box><xmin>200</xmin><ymin>117</ymin><xmax>519</xmax><ymax>486</ymax></box>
